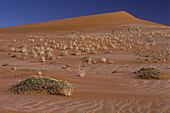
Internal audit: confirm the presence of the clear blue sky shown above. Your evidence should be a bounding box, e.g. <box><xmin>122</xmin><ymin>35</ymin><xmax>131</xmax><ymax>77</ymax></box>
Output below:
<box><xmin>0</xmin><ymin>0</ymin><xmax>169</xmax><ymax>28</ymax></box>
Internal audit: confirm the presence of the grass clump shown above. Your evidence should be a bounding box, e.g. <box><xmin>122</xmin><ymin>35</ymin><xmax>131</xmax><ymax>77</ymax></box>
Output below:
<box><xmin>81</xmin><ymin>56</ymin><xmax>93</xmax><ymax>62</ymax></box>
<box><xmin>134</xmin><ymin>67</ymin><xmax>163</xmax><ymax>79</ymax></box>
<box><xmin>8</xmin><ymin>76</ymin><xmax>75</xmax><ymax>96</ymax></box>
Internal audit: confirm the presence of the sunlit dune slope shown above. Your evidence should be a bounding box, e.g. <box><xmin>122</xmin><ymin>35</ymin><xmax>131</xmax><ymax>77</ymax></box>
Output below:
<box><xmin>0</xmin><ymin>11</ymin><xmax>165</xmax><ymax>33</ymax></box>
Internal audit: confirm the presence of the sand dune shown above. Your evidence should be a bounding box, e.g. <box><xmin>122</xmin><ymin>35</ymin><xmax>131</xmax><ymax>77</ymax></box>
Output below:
<box><xmin>0</xmin><ymin>11</ymin><xmax>165</xmax><ymax>33</ymax></box>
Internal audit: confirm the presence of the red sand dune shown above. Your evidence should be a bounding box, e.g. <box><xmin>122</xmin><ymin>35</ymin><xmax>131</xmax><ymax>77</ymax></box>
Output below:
<box><xmin>0</xmin><ymin>11</ymin><xmax>165</xmax><ymax>33</ymax></box>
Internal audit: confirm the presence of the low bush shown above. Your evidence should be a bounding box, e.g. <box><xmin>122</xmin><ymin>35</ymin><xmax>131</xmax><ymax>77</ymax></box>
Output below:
<box><xmin>134</xmin><ymin>67</ymin><xmax>163</xmax><ymax>79</ymax></box>
<box><xmin>8</xmin><ymin>76</ymin><xmax>75</xmax><ymax>96</ymax></box>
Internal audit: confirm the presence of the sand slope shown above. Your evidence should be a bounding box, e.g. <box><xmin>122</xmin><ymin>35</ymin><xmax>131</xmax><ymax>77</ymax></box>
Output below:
<box><xmin>0</xmin><ymin>11</ymin><xmax>164</xmax><ymax>33</ymax></box>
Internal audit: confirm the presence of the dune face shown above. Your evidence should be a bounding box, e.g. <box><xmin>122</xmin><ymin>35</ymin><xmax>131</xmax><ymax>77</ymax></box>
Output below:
<box><xmin>0</xmin><ymin>11</ymin><xmax>170</xmax><ymax>113</ymax></box>
<box><xmin>0</xmin><ymin>11</ymin><xmax>164</xmax><ymax>33</ymax></box>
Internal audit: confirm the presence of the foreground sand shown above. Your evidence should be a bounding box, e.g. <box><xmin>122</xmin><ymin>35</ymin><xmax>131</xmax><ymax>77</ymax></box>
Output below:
<box><xmin>0</xmin><ymin>12</ymin><xmax>170</xmax><ymax>113</ymax></box>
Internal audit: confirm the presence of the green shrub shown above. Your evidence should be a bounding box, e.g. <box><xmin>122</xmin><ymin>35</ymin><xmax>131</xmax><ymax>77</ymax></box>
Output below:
<box><xmin>8</xmin><ymin>76</ymin><xmax>75</xmax><ymax>96</ymax></box>
<box><xmin>134</xmin><ymin>67</ymin><xmax>163</xmax><ymax>79</ymax></box>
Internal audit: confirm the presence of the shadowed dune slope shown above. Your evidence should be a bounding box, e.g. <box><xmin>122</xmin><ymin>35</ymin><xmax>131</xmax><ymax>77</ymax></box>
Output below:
<box><xmin>0</xmin><ymin>11</ymin><xmax>165</xmax><ymax>33</ymax></box>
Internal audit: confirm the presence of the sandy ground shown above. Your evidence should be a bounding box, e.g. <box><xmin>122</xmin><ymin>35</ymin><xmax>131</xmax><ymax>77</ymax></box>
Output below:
<box><xmin>0</xmin><ymin>11</ymin><xmax>170</xmax><ymax>113</ymax></box>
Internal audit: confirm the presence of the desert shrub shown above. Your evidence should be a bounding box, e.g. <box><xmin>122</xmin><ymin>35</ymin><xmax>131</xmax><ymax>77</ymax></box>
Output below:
<box><xmin>66</xmin><ymin>64</ymin><xmax>71</xmax><ymax>67</ymax></box>
<box><xmin>21</xmin><ymin>57</ymin><xmax>27</xmax><ymax>60</ymax></box>
<box><xmin>12</xmin><ymin>53</ymin><xmax>21</xmax><ymax>58</ymax></box>
<box><xmin>2</xmin><ymin>63</ymin><xmax>9</xmax><ymax>66</ymax></box>
<box><xmin>105</xmin><ymin>50</ymin><xmax>112</xmax><ymax>54</ymax></box>
<box><xmin>91</xmin><ymin>50</ymin><xmax>97</xmax><ymax>54</ymax></box>
<box><xmin>101</xmin><ymin>57</ymin><xmax>106</xmax><ymax>63</ymax></box>
<box><xmin>108</xmin><ymin>60</ymin><xmax>113</xmax><ymax>64</ymax></box>
<box><xmin>92</xmin><ymin>59</ymin><xmax>97</xmax><ymax>64</ymax></box>
<box><xmin>46</xmin><ymin>52</ymin><xmax>56</xmax><ymax>60</ymax></box>
<box><xmin>63</xmin><ymin>66</ymin><xmax>67</xmax><ymax>69</ymax></box>
<box><xmin>82</xmin><ymin>63</ymin><xmax>87</xmax><ymax>67</ymax></box>
<box><xmin>74</xmin><ymin>50</ymin><xmax>81</xmax><ymax>55</ymax></box>
<box><xmin>62</xmin><ymin>50</ymin><xmax>68</xmax><ymax>56</ymax></box>
<box><xmin>79</xmin><ymin>70</ymin><xmax>86</xmax><ymax>77</ymax></box>
<box><xmin>8</xmin><ymin>76</ymin><xmax>75</xmax><ymax>96</ymax></box>
<box><xmin>145</xmin><ymin>58</ymin><xmax>150</xmax><ymax>61</ymax></box>
<box><xmin>10</xmin><ymin>47</ymin><xmax>15</xmax><ymax>51</ymax></box>
<box><xmin>81</xmin><ymin>56</ymin><xmax>93</xmax><ymax>62</ymax></box>
<box><xmin>0</xmin><ymin>49</ymin><xmax>5</xmax><ymax>52</ymax></box>
<box><xmin>11</xmin><ymin>67</ymin><xmax>17</xmax><ymax>70</ymax></box>
<box><xmin>8</xmin><ymin>53</ymin><xmax>12</xmax><ymax>55</ymax></box>
<box><xmin>134</xmin><ymin>67</ymin><xmax>163</xmax><ymax>79</ymax></box>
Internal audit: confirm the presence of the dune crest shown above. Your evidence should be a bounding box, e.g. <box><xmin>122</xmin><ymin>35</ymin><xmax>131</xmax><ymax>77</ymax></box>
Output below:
<box><xmin>0</xmin><ymin>11</ymin><xmax>164</xmax><ymax>33</ymax></box>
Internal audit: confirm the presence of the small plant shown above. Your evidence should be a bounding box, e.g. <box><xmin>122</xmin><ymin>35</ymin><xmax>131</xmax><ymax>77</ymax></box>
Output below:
<box><xmin>108</xmin><ymin>60</ymin><xmax>113</xmax><ymax>64</ymax></box>
<box><xmin>2</xmin><ymin>63</ymin><xmax>9</xmax><ymax>66</ymax></box>
<box><xmin>62</xmin><ymin>50</ymin><xmax>68</xmax><ymax>56</ymax></box>
<box><xmin>8</xmin><ymin>53</ymin><xmax>12</xmax><ymax>55</ymax></box>
<box><xmin>63</xmin><ymin>66</ymin><xmax>67</xmax><ymax>69</ymax></box>
<box><xmin>145</xmin><ymin>58</ymin><xmax>150</xmax><ymax>61</ymax></box>
<box><xmin>81</xmin><ymin>56</ymin><xmax>93</xmax><ymax>62</ymax></box>
<box><xmin>66</xmin><ymin>64</ymin><xmax>71</xmax><ymax>67</ymax></box>
<box><xmin>12</xmin><ymin>53</ymin><xmax>21</xmax><ymax>58</ymax></box>
<box><xmin>11</xmin><ymin>67</ymin><xmax>17</xmax><ymax>70</ymax></box>
<box><xmin>112</xmin><ymin>71</ymin><xmax>117</xmax><ymax>73</ymax></box>
<box><xmin>10</xmin><ymin>47</ymin><xmax>15</xmax><ymax>51</ymax></box>
<box><xmin>46</xmin><ymin>52</ymin><xmax>56</xmax><ymax>60</ymax></box>
<box><xmin>8</xmin><ymin>76</ymin><xmax>75</xmax><ymax>96</ymax></box>
<box><xmin>101</xmin><ymin>57</ymin><xmax>106</xmax><ymax>63</ymax></box>
<box><xmin>13</xmin><ymin>39</ymin><xmax>16</xmax><ymax>42</ymax></box>
<box><xmin>21</xmin><ymin>56</ymin><xmax>27</xmax><ymax>60</ymax></box>
<box><xmin>91</xmin><ymin>50</ymin><xmax>97</xmax><ymax>54</ymax></box>
<box><xmin>92</xmin><ymin>59</ymin><xmax>97</xmax><ymax>64</ymax></box>
<box><xmin>41</xmin><ymin>56</ymin><xmax>46</xmax><ymax>64</ymax></box>
<box><xmin>134</xmin><ymin>67</ymin><xmax>163</xmax><ymax>79</ymax></box>
<box><xmin>84</xmin><ymin>48</ymin><xmax>90</xmax><ymax>52</ymax></box>
<box><xmin>33</xmin><ymin>53</ymin><xmax>37</xmax><ymax>58</ymax></box>
<box><xmin>0</xmin><ymin>49</ymin><xmax>5</xmax><ymax>52</ymax></box>
<box><xmin>21</xmin><ymin>47</ymin><xmax>27</xmax><ymax>53</ymax></box>
<box><xmin>105</xmin><ymin>50</ymin><xmax>112</xmax><ymax>54</ymax></box>
<box><xmin>74</xmin><ymin>50</ymin><xmax>81</xmax><ymax>55</ymax></box>
<box><xmin>38</xmin><ymin>71</ymin><xmax>42</xmax><ymax>75</ymax></box>
<box><xmin>82</xmin><ymin>63</ymin><xmax>87</xmax><ymax>67</ymax></box>
<box><xmin>79</xmin><ymin>70</ymin><xmax>86</xmax><ymax>77</ymax></box>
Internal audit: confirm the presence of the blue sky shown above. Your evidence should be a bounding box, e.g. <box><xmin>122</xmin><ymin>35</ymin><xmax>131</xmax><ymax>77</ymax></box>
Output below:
<box><xmin>0</xmin><ymin>0</ymin><xmax>169</xmax><ymax>28</ymax></box>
